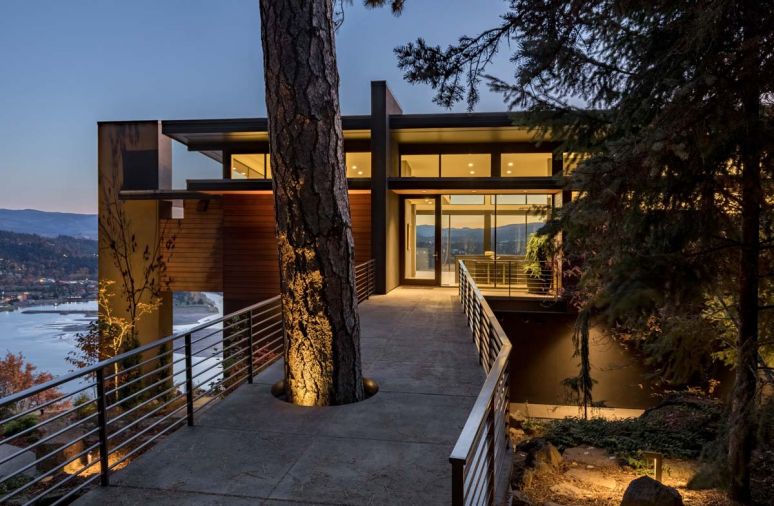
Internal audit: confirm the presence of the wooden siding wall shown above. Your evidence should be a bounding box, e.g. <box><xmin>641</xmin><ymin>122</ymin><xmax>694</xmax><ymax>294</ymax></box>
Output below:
<box><xmin>162</xmin><ymin>200</ymin><xmax>223</xmax><ymax>292</ymax></box>
<box><xmin>223</xmin><ymin>195</ymin><xmax>279</xmax><ymax>309</ymax></box>
<box><xmin>350</xmin><ymin>192</ymin><xmax>372</xmax><ymax>263</ymax></box>
<box><xmin>164</xmin><ymin>192</ymin><xmax>371</xmax><ymax>313</ymax></box>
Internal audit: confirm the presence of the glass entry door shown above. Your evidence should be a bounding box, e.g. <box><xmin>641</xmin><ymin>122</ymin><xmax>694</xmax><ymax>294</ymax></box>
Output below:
<box><xmin>402</xmin><ymin>196</ymin><xmax>441</xmax><ymax>284</ymax></box>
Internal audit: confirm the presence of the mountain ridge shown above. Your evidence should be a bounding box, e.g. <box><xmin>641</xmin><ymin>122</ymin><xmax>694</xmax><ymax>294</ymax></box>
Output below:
<box><xmin>0</xmin><ymin>209</ymin><xmax>97</xmax><ymax>240</ymax></box>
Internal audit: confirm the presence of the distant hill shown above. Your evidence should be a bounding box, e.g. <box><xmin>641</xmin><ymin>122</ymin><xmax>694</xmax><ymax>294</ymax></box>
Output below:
<box><xmin>0</xmin><ymin>230</ymin><xmax>97</xmax><ymax>286</ymax></box>
<box><xmin>0</xmin><ymin>209</ymin><xmax>97</xmax><ymax>240</ymax></box>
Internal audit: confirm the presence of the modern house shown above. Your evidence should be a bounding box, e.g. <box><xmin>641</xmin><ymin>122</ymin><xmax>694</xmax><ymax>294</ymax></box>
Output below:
<box><xmin>98</xmin><ymin>81</ymin><xmax>568</xmax><ymax>348</ymax></box>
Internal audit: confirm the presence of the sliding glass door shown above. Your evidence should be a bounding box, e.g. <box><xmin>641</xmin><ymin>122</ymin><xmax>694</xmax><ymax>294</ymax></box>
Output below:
<box><xmin>402</xmin><ymin>196</ymin><xmax>440</xmax><ymax>284</ymax></box>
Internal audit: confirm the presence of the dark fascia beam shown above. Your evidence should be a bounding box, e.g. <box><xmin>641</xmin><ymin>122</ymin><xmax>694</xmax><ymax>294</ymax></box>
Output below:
<box><xmin>119</xmin><ymin>189</ymin><xmax>221</xmax><ymax>201</ymax></box>
<box><xmin>187</xmin><ymin>178</ymin><xmax>372</xmax><ymax>192</ymax></box>
<box><xmin>389</xmin><ymin>112</ymin><xmax>530</xmax><ymax>129</ymax></box>
<box><xmin>162</xmin><ymin>116</ymin><xmax>370</xmax><ymax>137</ymax></box>
<box><xmin>387</xmin><ymin>177</ymin><xmax>564</xmax><ymax>191</ymax></box>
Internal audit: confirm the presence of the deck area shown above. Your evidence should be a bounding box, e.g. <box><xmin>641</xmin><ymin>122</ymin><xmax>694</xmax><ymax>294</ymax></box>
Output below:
<box><xmin>76</xmin><ymin>287</ymin><xmax>483</xmax><ymax>505</ymax></box>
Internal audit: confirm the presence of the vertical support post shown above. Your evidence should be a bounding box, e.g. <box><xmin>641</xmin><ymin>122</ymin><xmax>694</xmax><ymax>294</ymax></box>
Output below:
<box><xmin>508</xmin><ymin>261</ymin><xmax>512</xmax><ymax>297</ymax></box>
<box><xmin>95</xmin><ymin>367</ymin><xmax>110</xmax><ymax>487</ymax></box>
<box><xmin>247</xmin><ymin>310</ymin><xmax>254</xmax><ymax>384</ymax></box>
<box><xmin>184</xmin><ymin>333</ymin><xmax>194</xmax><ymax>426</ymax></box>
<box><xmin>450</xmin><ymin>459</ymin><xmax>465</xmax><ymax>506</ymax></box>
<box><xmin>486</xmin><ymin>402</ymin><xmax>496</xmax><ymax>504</ymax></box>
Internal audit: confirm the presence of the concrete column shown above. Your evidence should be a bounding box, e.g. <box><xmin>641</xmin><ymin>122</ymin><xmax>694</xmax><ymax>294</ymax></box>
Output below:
<box><xmin>97</xmin><ymin>121</ymin><xmax>173</xmax><ymax>348</ymax></box>
<box><xmin>370</xmin><ymin>81</ymin><xmax>402</xmax><ymax>294</ymax></box>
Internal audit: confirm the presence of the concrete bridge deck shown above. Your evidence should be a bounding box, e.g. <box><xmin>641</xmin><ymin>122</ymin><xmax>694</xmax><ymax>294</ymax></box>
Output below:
<box><xmin>77</xmin><ymin>287</ymin><xmax>483</xmax><ymax>505</ymax></box>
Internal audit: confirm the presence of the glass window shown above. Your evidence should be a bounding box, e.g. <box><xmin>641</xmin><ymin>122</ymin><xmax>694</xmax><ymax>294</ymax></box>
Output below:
<box><xmin>400</xmin><ymin>155</ymin><xmax>439</xmax><ymax>177</ymax></box>
<box><xmin>448</xmin><ymin>195</ymin><xmax>485</xmax><ymax>205</ymax></box>
<box><xmin>231</xmin><ymin>154</ymin><xmax>268</xmax><ymax>179</ymax></box>
<box><xmin>441</xmin><ymin>154</ymin><xmax>491</xmax><ymax>177</ymax></box>
<box><xmin>501</xmin><ymin>153</ymin><xmax>553</xmax><ymax>177</ymax></box>
<box><xmin>346</xmin><ymin>152</ymin><xmax>371</xmax><ymax>177</ymax></box>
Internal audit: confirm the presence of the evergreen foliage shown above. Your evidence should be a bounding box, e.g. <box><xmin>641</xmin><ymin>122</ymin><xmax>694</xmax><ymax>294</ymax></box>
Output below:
<box><xmin>373</xmin><ymin>0</ymin><xmax>773</xmax><ymax>499</ymax></box>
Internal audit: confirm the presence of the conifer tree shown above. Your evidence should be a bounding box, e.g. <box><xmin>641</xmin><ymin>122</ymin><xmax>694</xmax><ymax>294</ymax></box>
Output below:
<box><xmin>373</xmin><ymin>0</ymin><xmax>773</xmax><ymax>500</ymax></box>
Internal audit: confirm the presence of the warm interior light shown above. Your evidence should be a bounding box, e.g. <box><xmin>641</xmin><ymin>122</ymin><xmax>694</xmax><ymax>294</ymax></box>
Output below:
<box><xmin>352</xmin><ymin>165</ymin><xmax>358</xmax><ymax>169</ymax></box>
<box><xmin>508</xmin><ymin>162</ymin><xmax>514</xmax><ymax>167</ymax></box>
<box><xmin>467</xmin><ymin>162</ymin><xmax>474</xmax><ymax>167</ymax></box>
<box><xmin>469</xmin><ymin>170</ymin><xmax>475</xmax><ymax>174</ymax></box>
<box><xmin>506</xmin><ymin>170</ymin><xmax>512</xmax><ymax>174</ymax></box>
<box><xmin>357</xmin><ymin>170</ymin><xmax>363</xmax><ymax>175</ymax></box>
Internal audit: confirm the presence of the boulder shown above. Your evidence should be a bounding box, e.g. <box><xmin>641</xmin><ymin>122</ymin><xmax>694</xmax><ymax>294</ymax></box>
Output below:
<box><xmin>0</xmin><ymin>443</ymin><xmax>37</xmax><ymax>479</ymax></box>
<box><xmin>516</xmin><ymin>439</ymin><xmax>562</xmax><ymax>470</ymax></box>
<box><xmin>620</xmin><ymin>476</ymin><xmax>683</xmax><ymax>506</ymax></box>
<box><xmin>34</xmin><ymin>428</ymin><xmax>88</xmax><ymax>473</ymax></box>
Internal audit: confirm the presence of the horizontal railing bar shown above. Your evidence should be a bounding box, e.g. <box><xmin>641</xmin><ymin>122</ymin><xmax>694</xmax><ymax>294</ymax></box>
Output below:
<box><xmin>107</xmin><ymin>416</ymin><xmax>187</xmax><ymax>472</ymax></box>
<box><xmin>0</xmin><ymin>296</ymin><xmax>282</xmax><ymax>406</ymax></box>
<box><xmin>1</xmin><ymin>441</ymin><xmax>99</xmax><ymax>503</ymax></box>
<box><xmin>0</xmin><ymin>380</ymin><xmax>96</xmax><ymax>426</ymax></box>
<box><xmin>0</xmin><ymin>412</ymin><xmax>98</xmax><ymax>471</ymax></box>
<box><xmin>0</xmin><ymin>397</ymin><xmax>96</xmax><ymax>451</ymax></box>
<box><xmin>108</xmin><ymin>383</ymin><xmax>184</xmax><ymax>427</ymax></box>
<box><xmin>47</xmin><ymin>473</ymin><xmax>101</xmax><ymax>506</ymax></box>
<box><xmin>107</xmin><ymin>392</ymin><xmax>185</xmax><ymax>442</ymax></box>
<box><xmin>104</xmin><ymin>346</ymin><xmax>175</xmax><ymax>381</ymax></box>
<box><xmin>105</xmin><ymin>358</ymin><xmax>185</xmax><ymax>400</ymax></box>
<box><xmin>1</xmin><ymin>426</ymin><xmax>99</xmax><ymax>486</ymax></box>
<box><xmin>109</xmin><ymin>400</ymin><xmax>188</xmax><ymax>455</ymax></box>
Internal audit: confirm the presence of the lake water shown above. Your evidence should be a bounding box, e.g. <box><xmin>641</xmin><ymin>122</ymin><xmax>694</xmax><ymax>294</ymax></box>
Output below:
<box><xmin>0</xmin><ymin>294</ymin><xmax>224</xmax><ymax>394</ymax></box>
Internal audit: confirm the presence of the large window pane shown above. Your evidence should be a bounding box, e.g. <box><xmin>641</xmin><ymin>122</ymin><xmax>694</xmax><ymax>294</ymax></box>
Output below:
<box><xmin>232</xmin><ymin>154</ymin><xmax>268</xmax><ymax>179</ymax></box>
<box><xmin>501</xmin><ymin>153</ymin><xmax>552</xmax><ymax>177</ymax></box>
<box><xmin>346</xmin><ymin>152</ymin><xmax>371</xmax><ymax>177</ymax></box>
<box><xmin>404</xmin><ymin>198</ymin><xmax>436</xmax><ymax>280</ymax></box>
<box><xmin>441</xmin><ymin>154</ymin><xmax>491</xmax><ymax>177</ymax></box>
<box><xmin>400</xmin><ymin>155</ymin><xmax>439</xmax><ymax>177</ymax></box>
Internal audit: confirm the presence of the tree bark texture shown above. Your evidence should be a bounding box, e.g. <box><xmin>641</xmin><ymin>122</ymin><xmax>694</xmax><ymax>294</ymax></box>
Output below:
<box><xmin>727</xmin><ymin>4</ymin><xmax>761</xmax><ymax>501</ymax></box>
<box><xmin>259</xmin><ymin>0</ymin><xmax>364</xmax><ymax>406</ymax></box>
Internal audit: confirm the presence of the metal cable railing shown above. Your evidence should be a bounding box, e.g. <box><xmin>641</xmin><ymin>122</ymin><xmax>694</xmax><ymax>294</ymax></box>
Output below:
<box><xmin>461</xmin><ymin>258</ymin><xmax>557</xmax><ymax>297</ymax></box>
<box><xmin>450</xmin><ymin>260</ymin><xmax>512</xmax><ymax>506</ymax></box>
<box><xmin>0</xmin><ymin>259</ymin><xmax>375</xmax><ymax>505</ymax></box>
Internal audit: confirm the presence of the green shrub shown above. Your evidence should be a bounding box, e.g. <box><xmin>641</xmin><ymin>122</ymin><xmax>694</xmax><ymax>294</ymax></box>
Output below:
<box><xmin>543</xmin><ymin>399</ymin><xmax>723</xmax><ymax>460</ymax></box>
<box><xmin>1</xmin><ymin>414</ymin><xmax>39</xmax><ymax>438</ymax></box>
<box><xmin>74</xmin><ymin>392</ymin><xmax>96</xmax><ymax>419</ymax></box>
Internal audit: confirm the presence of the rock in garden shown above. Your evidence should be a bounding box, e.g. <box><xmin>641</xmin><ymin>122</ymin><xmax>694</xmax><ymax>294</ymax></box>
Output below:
<box><xmin>517</xmin><ymin>438</ymin><xmax>562</xmax><ymax>469</ymax></box>
<box><xmin>620</xmin><ymin>476</ymin><xmax>683</xmax><ymax>506</ymax></box>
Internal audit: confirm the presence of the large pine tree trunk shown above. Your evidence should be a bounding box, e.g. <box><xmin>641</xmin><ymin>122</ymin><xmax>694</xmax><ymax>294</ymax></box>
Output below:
<box><xmin>259</xmin><ymin>0</ymin><xmax>364</xmax><ymax>406</ymax></box>
<box><xmin>727</xmin><ymin>6</ymin><xmax>761</xmax><ymax>500</ymax></box>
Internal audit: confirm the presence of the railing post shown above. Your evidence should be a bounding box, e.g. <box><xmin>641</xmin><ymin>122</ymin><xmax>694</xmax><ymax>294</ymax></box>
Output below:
<box><xmin>450</xmin><ymin>459</ymin><xmax>465</xmax><ymax>506</ymax></box>
<box><xmin>95</xmin><ymin>366</ymin><xmax>110</xmax><ymax>486</ymax></box>
<box><xmin>184</xmin><ymin>333</ymin><xmax>194</xmax><ymax>426</ymax></box>
<box><xmin>486</xmin><ymin>402</ymin><xmax>496</xmax><ymax>504</ymax></box>
<box><xmin>508</xmin><ymin>261</ymin><xmax>512</xmax><ymax>297</ymax></box>
<box><xmin>247</xmin><ymin>310</ymin><xmax>254</xmax><ymax>384</ymax></box>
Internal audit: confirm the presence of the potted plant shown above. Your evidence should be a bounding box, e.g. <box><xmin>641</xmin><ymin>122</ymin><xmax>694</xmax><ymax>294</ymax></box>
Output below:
<box><xmin>524</xmin><ymin>233</ymin><xmax>553</xmax><ymax>294</ymax></box>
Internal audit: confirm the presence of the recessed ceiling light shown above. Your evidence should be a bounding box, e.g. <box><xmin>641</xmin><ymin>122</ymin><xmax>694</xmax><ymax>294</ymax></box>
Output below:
<box><xmin>507</xmin><ymin>162</ymin><xmax>514</xmax><ymax>167</ymax></box>
<box><xmin>467</xmin><ymin>162</ymin><xmax>474</xmax><ymax>167</ymax></box>
<box><xmin>469</xmin><ymin>170</ymin><xmax>475</xmax><ymax>174</ymax></box>
<box><xmin>352</xmin><ymin>165</ymin><xmax>358</xmax><ymax>169</ymax></box>
<box><xmin>506</xmin><ymin>170</ymin><xmax>512</xmax><ymax>174</ymax></box>
<box><xmin>357</xmin><ymin>170</ymin><xmax>363</xmax><ymax>175</ymax></box>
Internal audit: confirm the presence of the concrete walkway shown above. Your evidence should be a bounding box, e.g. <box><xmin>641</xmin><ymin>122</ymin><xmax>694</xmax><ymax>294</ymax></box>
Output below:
<box><xmin>77</xmin><ymin>287</ymin><xmax>483</xmax><ymax>505</ymax></box>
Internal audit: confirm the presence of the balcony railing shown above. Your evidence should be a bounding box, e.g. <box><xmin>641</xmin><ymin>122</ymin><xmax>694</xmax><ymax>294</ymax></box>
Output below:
<box><xmin>456</xmin><ymin>257</ymin><xmax>558</xmax><ymax>297</ymax></box>
<box><xmin>0</xmin><ymin>260</ymin><xmax>375</xmax><ymax>505</ymax></box>
<box><xmin>450</xmin><ymin>260</ymin><xmax>512</xmax><ymax>506</ymax></box>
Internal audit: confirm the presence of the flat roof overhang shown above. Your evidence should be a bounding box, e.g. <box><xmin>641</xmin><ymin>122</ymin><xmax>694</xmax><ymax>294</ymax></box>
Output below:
<box><xmin>387</xmin><ymin>177</ymin><xmax>563</xmax><ymax>192</ymax></box>
<box><xmin>162</xmin><ymin>116</ymin><xmax>372</xmax><ymax>154</ymax></box>
<box><xmin>186</xmin><ymin>178</ymin><xmax>372</xmax><ymax>194</ymax></box>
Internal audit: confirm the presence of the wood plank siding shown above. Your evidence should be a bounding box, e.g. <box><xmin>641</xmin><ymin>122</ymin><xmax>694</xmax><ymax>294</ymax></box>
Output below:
<box><xmin>163</xmin><ymin>192</ymin><xmax>371</xmax><ymax>311</ymax></box>
<box><xmin>161</xmin><ymin>200</ymin><xmax>223</xmax><ymax>292</ymax></box>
